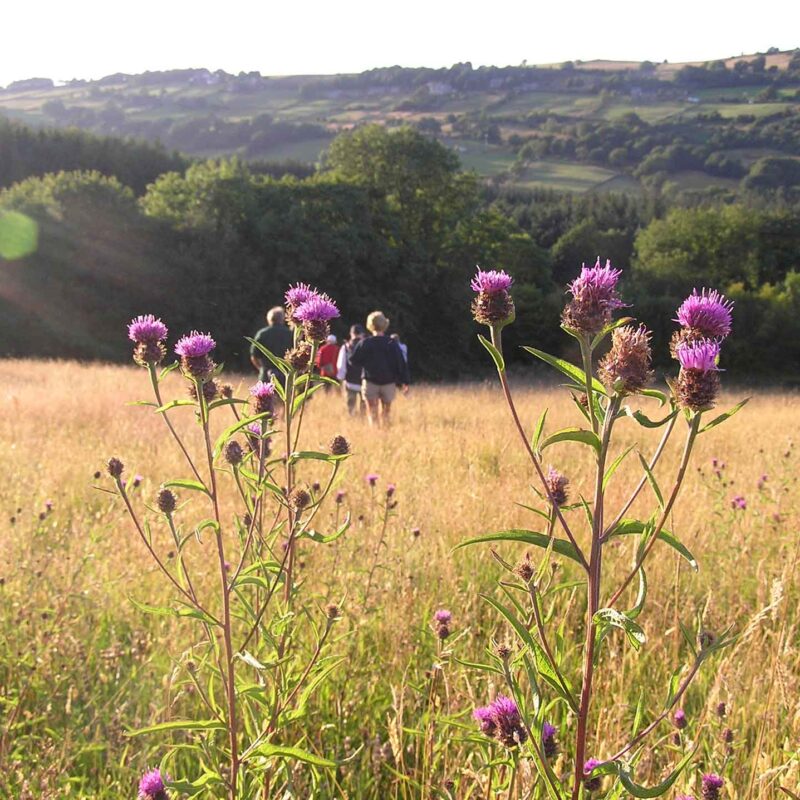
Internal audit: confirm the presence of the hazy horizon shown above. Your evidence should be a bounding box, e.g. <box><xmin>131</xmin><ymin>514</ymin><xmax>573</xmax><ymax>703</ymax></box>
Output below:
<box><xmin>3</xmin><ymin>0</ymin><xmax>798</xmax><ymax>87</ymax></box>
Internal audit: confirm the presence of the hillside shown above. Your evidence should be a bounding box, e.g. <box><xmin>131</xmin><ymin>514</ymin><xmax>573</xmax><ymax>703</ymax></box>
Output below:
<box><xmin>2</xmin><ymin>49</ymin><xmax>800</xmax><ymax>196</ymax></box>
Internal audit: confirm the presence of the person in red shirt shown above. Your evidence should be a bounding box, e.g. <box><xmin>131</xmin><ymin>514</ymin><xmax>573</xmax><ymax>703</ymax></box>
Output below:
<box><xmin>315</xmin><ymin>334</ymin><xmax>340</xmax><ymax>389</ymax></box>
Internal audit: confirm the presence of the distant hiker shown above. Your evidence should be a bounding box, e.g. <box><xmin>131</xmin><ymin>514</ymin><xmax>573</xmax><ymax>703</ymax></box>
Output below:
<box><xmin>250</xmin><ymin>306</ymin><xmax>293</xmax><ymax>387</ymax></box>
<box><xmin>350</xmin><ymin>311</ymin><xmax>410</xmax><ymax>427</ymax></box>
<box><xmin>315</xmin><ymin>334</ymin><xmax>340</xmax><ymax>390</ymax></box>
<box><xmin>390</xmin><ymin>333</ymin><xmax>408</xmax><ymax>364</ymax></box>
<box><xmin>337</xmin><ymin>324</ymin><xmax>367</xmax><ymax>415</ymax></box>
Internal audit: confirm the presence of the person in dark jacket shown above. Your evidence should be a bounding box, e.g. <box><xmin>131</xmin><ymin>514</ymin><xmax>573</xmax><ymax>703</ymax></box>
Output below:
<box><xmin>337</xmin><ymin>324</ymin><xmax>367</xmax><ymax>415</ymax></box>
<box><xmin>250</xmin><ymin>306</ymin><xmax>293</xmax><ymax>387</ymax></box>
<box><xmin>350</xmin><ymin>310</ymin><xmax>410</xmax><ymax>427</ymax></box>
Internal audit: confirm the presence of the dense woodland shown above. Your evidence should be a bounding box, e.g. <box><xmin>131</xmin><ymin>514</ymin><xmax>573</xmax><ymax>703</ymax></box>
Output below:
<box><xmin>1</xmin><ymin>68</ymin><xmax>799</xmax><ymax>378</ymax></box>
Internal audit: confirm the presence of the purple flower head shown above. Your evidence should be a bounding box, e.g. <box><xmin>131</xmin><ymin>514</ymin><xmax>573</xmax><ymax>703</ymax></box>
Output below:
<box><xmin>174</xmin><ymin>331</ymin><xmax>216</xmax><ymax>358</ymax></box>
<box><xmin>366</xmin><ymin>473</ymin><xmax>379</xmax><ymax>486</ymax></box>
<box><xmin>676</xmin><ymin>340</ymin><xmax>721</xmax><ymax>373</ymax></box>
<box><xmin>731</xmin><ymin>494</ymin><xmax>746</xmax><ymax>510</ymax></box>
<box><xmin>246</xmin><ymin>421</ymin><xmax>263</xmax><ymax>437</ymax></box>
<box><xmin>45</xmin><ymin>499</ymin><xmax>53</xmax><ymax>511</ymax></box>
<box><xmin>335</xmin><ymin>489</ymin><xmax>346</xmax><ymax>504</ymax></box>
<box><xmin>568</xmin><ymin>259</ymin><xmax>623</xmax><ymax>302</ymax></box>
<box><xmin>674</xmin><ymin>708</ymin><xmax>687</xmax><ymax>729</ymax></box>
<box><xmin>471</xmin><ymin>267</ymin><xmax>514</xmax><ymax>294</ymax></box>
<box><xmin>584</xmin><ymin>757</ymin><xmax>600</xmax><ymax>774</ymax></box>
<box><xmin>473</xmin><ymin>705</ymin><xmax>497</xmax><ymax>735</ymax></box>
<box><xmin>702</xmin><ymin>774</ymin><xmax>724</xmax><ymax>800</ymax></box>
<box><xmin>138</xmin><ymin>767</ymin><xmax>168</xmax><ymax>800</ymax></box>
<box><xmin>133</xmin><ymin>474</ymin><xmax>143</xmax><ymax>488</ymax></box>
<box><xmin>542</xmin><ymin>720</ymin><xmax>558</xmax><ymax>758</ymax></box>
<box><xmin>293</xmin><ymin>294</ymin><xmax>340</xmax><ymax>323</ymax></box>
<box><xmin>285</xmin><ymin>282</ymin><xmax>319</xmax><ymax>308</ymax></box>
<box><xmin>249</xmin><ymin>381</ymin><xmax>276</xmax><ymax>399</ymax></box>
<box><xmin>128</xmin><ymin>314</ymin><xmax>168</xmax><ymax>344</ymax></box>
<box><xmin>386</xmin><ymin>483</ymin><xmax>396</xmax><ymax>498</ymax></box>
<box><xmin>676</xmin><ymin>289</ymin><xmax>733</xmax><ymax>339</ymax></box>
<box><xmin>562</xmin><ymin>258</ymin><xmax>626</xmax><ymax>335</ymax></box>
<box><xmin>434</xmin><ymin>609</ymin><xmax>452</xmax><ymax>624</ymax></box>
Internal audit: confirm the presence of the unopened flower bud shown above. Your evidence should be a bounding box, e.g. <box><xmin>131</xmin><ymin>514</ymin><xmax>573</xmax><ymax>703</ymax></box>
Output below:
<box><xmin>157</xmin><ymin>488</ymin><xmax>177</xmax><ymax>514</ymax></box>
<box><xmin>330</xmin><ymin>435</ymin><xmax>350</xmax><ymax>456</ymax></box>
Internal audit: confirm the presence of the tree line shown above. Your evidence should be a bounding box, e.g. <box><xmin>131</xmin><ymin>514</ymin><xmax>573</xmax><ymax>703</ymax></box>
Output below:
<box><xmin>1</xmin><ymin>123</ymin><xmax>798</xmax><ymax>379</ymax></box>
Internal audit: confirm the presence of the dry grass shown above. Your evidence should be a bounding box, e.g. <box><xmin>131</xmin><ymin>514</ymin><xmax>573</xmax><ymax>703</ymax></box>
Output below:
<box><xmin>1</xmin><ymin>359</ymin><xmax>798</xmax><ymax>797</ymax></box>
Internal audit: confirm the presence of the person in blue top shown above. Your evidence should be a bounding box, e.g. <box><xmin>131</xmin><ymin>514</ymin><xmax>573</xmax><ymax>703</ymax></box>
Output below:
<box><xmin>349</xmin><ymin>311</ymin><xmax>410</xmax><ymax>427</ymax></box>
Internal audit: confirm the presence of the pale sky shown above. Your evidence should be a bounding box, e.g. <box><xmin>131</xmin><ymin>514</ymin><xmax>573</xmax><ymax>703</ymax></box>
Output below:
<box><xmin>2</xmin><ymin>0</ymin><xmax>798</xmax><ymax>87</ymax></box>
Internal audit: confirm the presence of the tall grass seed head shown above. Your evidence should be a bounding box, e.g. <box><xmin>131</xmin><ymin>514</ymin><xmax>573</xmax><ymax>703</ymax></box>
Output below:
<box><xmin>562</xmin><ymin>258</ymin><xmax>625</xmax><ymax>335</ymax></box>
<box><xmin>470</xmin><ymin>267</ymin><xmax>515</xmax><ymax>327</ymax></box>
<box><xmin>598</xmin><ymin>324</ymin><xmax>653</xmax><ymax>395</ymax></box>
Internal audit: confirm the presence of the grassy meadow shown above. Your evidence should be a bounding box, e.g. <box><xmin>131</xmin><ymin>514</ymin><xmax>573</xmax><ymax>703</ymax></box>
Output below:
<box><xmin>1</xmin><ymin>359</ymin><xmax>798</xmax><ymax>798</ymax></box>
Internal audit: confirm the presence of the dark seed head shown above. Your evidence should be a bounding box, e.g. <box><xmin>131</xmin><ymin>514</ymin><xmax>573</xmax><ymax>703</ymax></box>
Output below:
<box><xmin>157</xmin><ymin>488</ymin><xmax>177</xmax><ymax>514</ymax></box>
<box><xmin>106</xmin><ymin>457</ymin><xmax>124</xmax><ymax>479</ymax></box>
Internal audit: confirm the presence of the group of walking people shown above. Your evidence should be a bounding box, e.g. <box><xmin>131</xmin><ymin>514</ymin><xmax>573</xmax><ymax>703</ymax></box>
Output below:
<box><xmin>251</xmin><ymin>307</ymin><xmax>410</xmax><ymax>427</ymax></box>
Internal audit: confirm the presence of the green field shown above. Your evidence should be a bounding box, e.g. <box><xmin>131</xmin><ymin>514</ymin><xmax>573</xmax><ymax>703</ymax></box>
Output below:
<box><xmin>515</xmin><ymin>160</ymin><xmax>619</xmax><ymax>191</ymax></box>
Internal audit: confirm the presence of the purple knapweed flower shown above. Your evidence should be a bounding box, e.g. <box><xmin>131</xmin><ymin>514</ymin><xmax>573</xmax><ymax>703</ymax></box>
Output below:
<box><xmin>473</xmin><ymin>705</ymin><xmax>497</xmax><ymax>736</ymax></box>
<box><xmin>674</xmin><ymin>708</ymin><xmax>687</xmax><ymax>729</ymax></box>
<box><xmin>562</xmin><ymin>258</ymin><xmax>625</xmax><ymax>335</ymax></box>
<box><xmin>128</xmin><ymin>314</ymin><xmax>168</xmax><ymax>344</ymax></box>
<box><xmin>676</xmin><ymin>340</ymin><xmax>721</xmax><ymax>372</ymax></box>
<box><xmin>731</xmin><ymin>495</ymin><xmax>746</xmax><ymax>510</ymax></box>
<box><xmin>545</xmin><ymin>466</ymin><xmax>570</xmax><ymax>507</ymax></box>
<box><xmin>293</xmin><ymin>295</ymin><xmax>340</xmax><ymax>323</ymax></box>
<box><xmin>471</xmin><ymin>268</ymin><xmax>514</xmax><ymax>294</ymax></box>
<box><xmin>542</xmin><ymin>721</ymin><xmax>558</xmax><ymax>758</ymax></box>
<box><xmin>249</xmin><ymin>381</ymin><xmax>275</xmax><ymax>399</ymax></box>
<box><xmin>366</xmin><ymin>473</ymin><xmax>379</xmax><ymax>487</ymax></box>
<box><xmin>701</xmin><ymin>773</ymin><xmax>724</xmax><ymax>800</ymax></box>
<box><xmin>133</xmin><ymin>474</ymin><xmax>143</xmax><ymax>488</ymax></box>
<box><xmin>45</xmin><ymin>499</ymin><xmax>53</xmax><ymax>511</ymax></box>
<box><xmin>434</xmin><ymin>609</ymin><xmax>452</xmax><ymax>624</ymax></box>
<box><xmin>386</xmin><ymin>483</ymin><xmax>396</xmax><ymax>498</ymax></box>
<box><xmin>676</xmin><ymin>289</ymin><xmax>734</xmax><ymax>339</ymax></box>
<box><xmin>174</xmin><ymin>331</ymin><xmax>215</xmax><ymax>358</ymax></box>
<box><xmin>474</xmin><ymin>696</ymin><xmax>528</xmax><ymax>745</ymax></box>
<box><xmin>249</xmin><ymin>380</ymin><xmax>276</xmax><ymax>414</ymax></box>
<box><xmin>471</xmin><ymin>266</ymin><xmax>515</xmax><ymax>326</ymax></box>
<box><xmin>335</xmin><ymin>489</ymin><xmax>346</xmax><ymax>504</ymax></box>
<box><xmin>138</xmin><ymin>767</ymin><xmax>168</xmax><ymax>800</ymax></box>
<box><xmin>757</xmin><ymin>473</ymin><xmax>768</xmax><ymax>490</ymax></box>
<box><xmin>583</xmin><ymin>758</ymin><xmax>602</xmax><ymax>791</ymax></box>
<box><xmin>285</xmin><ymin>282</ymin><xmax>319</xmax><ymax>309</ymax></box>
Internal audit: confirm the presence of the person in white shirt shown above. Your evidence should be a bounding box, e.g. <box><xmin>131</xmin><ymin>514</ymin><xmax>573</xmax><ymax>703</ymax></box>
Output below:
<box><xmin>337</xmin><ymin>324</ymin><xmax>367</xmax><ymax>415</ymax></box>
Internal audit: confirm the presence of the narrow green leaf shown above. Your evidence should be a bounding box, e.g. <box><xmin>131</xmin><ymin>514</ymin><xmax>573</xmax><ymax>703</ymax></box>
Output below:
<box><xmin>700</xmin><ymin>398</ymin><xmax>749</xmax><ymax>434</ymax></box>
<box><xmin>523</xmin><ymin>346</ymin><xmax>606</xmax><ymax>394</ymax></box>
<box><xmin>156</xmin><ymin>399</ymin><xmax>196</xmax><ymax>413</ymax></box>
<box><xmin>603</xmin><ymin>446</ymin><xmax>634</xmax><ymax>490</ymax></box>
<box><xmin>625</xmin><ymin>406</ymin><xmax>678</xmax><ymax>428</ymax></box>
<box><xmin>614</xmin><ymin>748</ymin><xmax>695</xmax><ymax>798</ymax></box>
<box><xmin>212</xmin><ymin>411</ymin><xmax>272</xmax><ymax>458</ymax></box>
<box><xmin>478</xmin><ymin>333</ymin><xmax>505</xmax><ymax>372</ymax></box>
<box><xmin>639</xmin><ymin>388</ymin><xmax>669</xmax><ymax>406</ymax></box>
<box><xmin>540</xmin><ymin>427</ymin><xmax>601</xmax><ymax>454</ymax></box>
<box><xmin>248</xmin><ymin>742</ymin><xmax>336</xmax><ymax>768</ymax></box>
<box><xmin>608</xmin><ymin>519</ymin><xmax>697</xmax><ymax>571</ymax></box>
<box><xmin>591</xmin><ymin>317</ymin><xmax>635</xmax><ymax>349</ymax></box>
<box><xmin>246</xmin><ymin>336</ymin><xmax>289</xmax><ymax>375</ymax></box>
<box><xmin>126</xmin><ymin>719</ymin><xmax>225</xmax><ymax>737</ymax></box>
<box><xmin>628</xmin><ymin>567</ymin><xmax>647</xmax><ymax>620</ymax></box>
<box><xmin>594</xmin><ymin>607</ymin><xmax>646</xmax><ymax>650</ymax></box>
<box><xmin>455</xmin><ymin>529</ymin><xmax>582</xmax><ymax>566</ymax></box>
<box><xmin>304</xmin><ymin>515</ymin><xmax>351</xmax><ymax>544</ymax></box>
<box><xmin>531</xmin><ymin>408</ymin><xmax>548</xmax><ymax>451</ymax></box>
<box><xmin>637</xmin><ymin>453</ymin><xmax>664</xmax><ymax>508</ymax></box>
<box><xmin>163</xmin><ymin>478</ymin><xmax>210</xmax><ymax>496</ymax></box>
